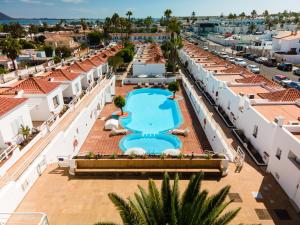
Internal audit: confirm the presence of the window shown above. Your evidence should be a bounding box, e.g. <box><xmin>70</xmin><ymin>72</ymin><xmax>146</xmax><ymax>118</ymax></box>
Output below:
<box><xmin>288</xmin><ymin>151</ymin><xmax>300</xmax><ymax>170</ymax></box>
<box><xmin>276</xmin><ymin>148</ymin><xmax>282</xmax><ymax>160</ymax></box>
<box><xmin>53</xmin><ymin>95</ymin><xmax>60</xmax><ymax>108</ymax></box>
<box><xmin>252</xmin><ymin>125</ymin><xmax>258</xmax><ymax>138</ymax></box>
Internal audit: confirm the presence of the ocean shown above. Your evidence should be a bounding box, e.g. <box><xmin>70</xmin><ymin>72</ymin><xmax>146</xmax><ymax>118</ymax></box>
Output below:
<box><xmin>0</xmin><ymin>19</ymin><xmax>103</xmax><ymax>25</ymax></box>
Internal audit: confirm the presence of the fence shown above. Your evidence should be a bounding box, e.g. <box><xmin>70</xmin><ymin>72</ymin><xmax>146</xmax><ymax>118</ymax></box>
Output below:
<box><xmin>122</xmin><ymin>77</ymin><xmax>177</xmax><ymax>85</ymax></box>
<box><xmin>0</xmin><ymin>212</ymin><xmax>49</xmax><ymax>225</ymax></box>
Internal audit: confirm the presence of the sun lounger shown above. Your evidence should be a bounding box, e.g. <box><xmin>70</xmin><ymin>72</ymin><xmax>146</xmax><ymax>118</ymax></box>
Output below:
<box><xmin>145</xmin><ymin>82</ymin><xmax>149</xmax><ymax>87</ymax></box>
<box><xmin>137</xmin><ymin>82</ymin><xmax>142</xmax><ymax>88</ymax></box>
<box><xmin>154</xmin><ymin>82</ymin><xmax>158</xmax><ymax>87</ymax></box>
<box><xmin>110</xmin><ymin>127</ymin><xmax>128</xmax><ymax>136</ymax></box>
<box><xmin>170</xmin><ymin>128</ymin><xmax>190</xmax><ymax>137</ymax></box>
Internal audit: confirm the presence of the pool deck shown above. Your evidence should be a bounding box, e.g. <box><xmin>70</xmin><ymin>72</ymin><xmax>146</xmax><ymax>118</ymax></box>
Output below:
<box><xmin>80</xmin><ymin>84</ymin><xmax>212</xmax><ymax>155</ymax></box>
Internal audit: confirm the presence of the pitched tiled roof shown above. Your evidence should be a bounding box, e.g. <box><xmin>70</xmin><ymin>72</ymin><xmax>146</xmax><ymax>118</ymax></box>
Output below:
<box><xmin>0</xmin><ymin>97</ymin><xmax>28</xmax><ymax>117</ymax></box>
<box><xmin>0</xmin><ymin>77</ymin><xmax>60</xmax><ymax>95</ymax></box>
<box><xmin>69</xmin><ymin>61</ymin><xmax>91</xmax><ymax>73</ymax></box>
<box><xmin>90</xmin><ymin>56</ymin><xmax>104</xmax><ymax>66</ymax></box>
<box><xmin>42</xmin><ymin>69</ymin><xmax>80</xmax><ymax>81</ymax></box>
<box><xmin>258</xmin><ymin>88</ymin><xmax>300</xmax><ymax>102</ymax></box>
<box><xmin>235</xmin><ymin>75</ymin><xmax>280</xmax><ymax>88</ymax></box>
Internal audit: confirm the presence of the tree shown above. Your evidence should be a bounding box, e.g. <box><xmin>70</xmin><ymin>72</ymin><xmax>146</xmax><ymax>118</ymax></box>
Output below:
<box><xmin>251</xmin><ymin>10</ymin><xmax>257</xmax><ymax>19</ymax></box>
<box><xmin>126</xmin><ymin>11</ymin><xmax>133</xmax><ymax>21</ymax></box>
<box><xmin>19</xmin><ymin>39</ymin><xmax>36</xmax><ymax>49</ymax></box>
<box><xmin>95</xmin><ymin>172</ymin><xmax>240</xmax><ymax>225</ymax></box>
<box><xmin>111</xmin><ymin>13</ymin><xmax>120</xmax><ymax>29</ymax></box>
<box><xmin>19</xmin><ymin>125</ymin><xmax>30</xmax><ymax>141</ymax></box>
<box><xmin>55</xmin><ymin>46</ymin><xmax>72</xmax><ymax>58</ymax></box>
<box><xmin>108</xmin><ymin>55</ymin><xmax>123</xmax><ymax>73</ymax></box>
<box><xmin>144</xmin><ymin>16</ymin><xmax>153</xmax><ymax>32</ymax></box>
<box><xmin>191</xmin><ymin>11</ymin><xmax>196</xmax><ymax>24</ymax></box>
<box><xmin>28</xmin><ymin>24</ymin><xmax>38</xmax><ymax>39</ymax></box>
<box><xmin>239</xmin><ymin>12</ymin><xmax>246</xmax><ymax>19</ymax></box>
<box><xmin>1</xmin><ymin>38</ymin><xmax>21</xmax><ymax>71</ymax></box>
<box><xmin>113</xmin><ymin>96</ymin><xmax>126</xmax><ymax>115</ymax></box>
<box><xmin>87</xmin><ymin>31</ymin><xmax>103</xmax><ymax>46</ymax></box>
<box><xmin>80</xmin><ymin>18</ymin><xmax>88</xmax><ymax>31</ymax></box>
<box><xmin>53</xmin><ymin>56</ymin><xmax>62</xmax><ymax>64</ymax></box>
<box><xmin>265</xmin><ymin>16</ymin><xmax>273</xmax><ymax>30</ymax></box>
<box><xmin>248</xmin><ymin>23</ymin><xmax>257</xmax><ymax>34</ymax></box>
<box><xmin>43</xmin><ymin>45</ymin><xmax>54</xmax><ymax>57</ymax></box>
<box><xmin>164</xmin><ymin>9</ymin><xmax>172</xmax><ymax>21</ymax></box>
<box><xmin>263</xmin><ymin>10</ymin><xmax>269</xmax><ymax>18</ymax></box>
<box><xmin>168</xmin><ymin>81</ymin><xmax>180</xmax><ymax>99</ymax></box>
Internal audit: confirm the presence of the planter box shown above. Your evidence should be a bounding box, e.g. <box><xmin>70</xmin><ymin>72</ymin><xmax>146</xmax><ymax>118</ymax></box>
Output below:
<box><xmin>71</xmin><ymin>158</ymin><xmax>229</xmax><ymax>177</ymax></box>
<box><xmin>232</xmin><ymin>129</ymin><xmax>267</xmax><ymax>166</ymax></box>
<box><xmin>215</xmin><ymin>106</ymin><xmax>235</xmax><ymax>128</ymax></box>
<box><xmin>202</xmin><ymin>91</ymin><xmax>216</xmax><ymax>106</ymax></box>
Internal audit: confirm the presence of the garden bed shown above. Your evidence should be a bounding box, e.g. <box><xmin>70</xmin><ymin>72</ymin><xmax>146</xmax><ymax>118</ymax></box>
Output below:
<box><xmin>215</xmin><ymin>106</ymin><xmax>235</xmax><ymax>128</ymax></box>
<box><xmin>232</xmin><ymin>129</ymin><xmax>267</xmax><ymax>166</ymax></box>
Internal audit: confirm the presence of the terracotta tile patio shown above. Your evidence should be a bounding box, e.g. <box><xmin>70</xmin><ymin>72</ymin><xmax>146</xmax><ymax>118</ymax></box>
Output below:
<box><xmin>80</xmin><ymin>84</ymin><xmax>212</xmax><ymax>155</ymax></box>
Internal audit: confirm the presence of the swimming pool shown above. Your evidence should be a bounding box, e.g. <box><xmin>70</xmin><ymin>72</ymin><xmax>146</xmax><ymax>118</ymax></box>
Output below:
<box><xmin>120</xmin><ymin>88</ymin><xmax>183</xmax><ymax>154</ymax></box>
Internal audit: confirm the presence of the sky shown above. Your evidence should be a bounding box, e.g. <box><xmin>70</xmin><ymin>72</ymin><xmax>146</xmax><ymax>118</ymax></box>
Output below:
<box><xmin>1</xmin><ymin>0</ymin><xmax>300</xmax><ymax>19</ymax></box>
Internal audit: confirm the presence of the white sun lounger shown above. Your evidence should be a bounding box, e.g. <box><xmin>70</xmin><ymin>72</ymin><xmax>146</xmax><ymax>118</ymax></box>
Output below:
<box><xmin>110</xmin><ymin>127</ymin><xmax>128</xmax><ymax>136</ymax></box>
<box><xmin>145</xmin><ymin>82</ymin><xmax>149</xmax><ymax>87</ymax></box>
<box><xmin>170</xmin><ymin>128</ymin><xmax>190</xmax><ymax>137</ymax></box>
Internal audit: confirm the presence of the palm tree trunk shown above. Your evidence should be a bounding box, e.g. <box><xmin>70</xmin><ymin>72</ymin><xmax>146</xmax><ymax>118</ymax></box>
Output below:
<box><xmin>11</xmin><ymin>58</ymin><xmax>17</xmax><ymax>71</ymax></box>
<box><xmin>121</xmin><ymin>107</ymin><xmax>123</xmax><ymax>115</ymax></box>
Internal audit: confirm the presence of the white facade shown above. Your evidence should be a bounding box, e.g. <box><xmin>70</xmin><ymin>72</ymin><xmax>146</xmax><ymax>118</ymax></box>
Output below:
<box><xmin>0</xmin><ymin>101</ymin><xmax>33</xmax><ymax>149</ymax></box>
<box><xmin>133</xmin><ymin>61</ymin><xmax>165</xmax><ymax>76</ymax></box>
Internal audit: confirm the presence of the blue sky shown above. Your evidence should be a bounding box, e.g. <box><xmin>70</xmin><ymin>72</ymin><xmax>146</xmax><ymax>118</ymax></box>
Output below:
<box><xmin>1</xmin><ymin>0</ymin><xmax>300</xmax><ymax>19</ymax></box>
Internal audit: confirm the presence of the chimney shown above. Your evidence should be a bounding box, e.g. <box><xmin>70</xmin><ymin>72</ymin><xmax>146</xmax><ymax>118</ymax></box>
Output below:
<box><xmin>15</xmin><ymin>89</ymin><xmax>24</xmax><ymax>97</ymax></box>
<box><xmin>274</xmin><ymin>116</ymin><xmax>285</xmax><ymax>127</ymax></box>
<box><xmin>48</xmin><ymin>77</ymin><xmax>54</xmax><ymax>82</ymax></box>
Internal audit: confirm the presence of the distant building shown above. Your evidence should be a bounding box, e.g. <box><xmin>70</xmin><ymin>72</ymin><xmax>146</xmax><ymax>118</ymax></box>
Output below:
<box><xmin>110</xmin><ymin>33</ymin><xmax>171</xmax><ymax>43</ymax></box>
<box><xmin>0</xmin><ymin>56</ymin><xmax>17</xmax><ymax>70</ymax></box>
<box><xmin>44</xmin><ymin>32</ymin><xmax>80</xmax><ymax>50</ymax></box>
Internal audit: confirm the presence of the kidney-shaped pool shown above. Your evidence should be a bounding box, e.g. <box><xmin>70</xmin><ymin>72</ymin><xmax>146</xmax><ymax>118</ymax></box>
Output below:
<box><xmin>119</xmin><ymin>88</ymin><xmax>183</xmax><ymax>154</ymax></box>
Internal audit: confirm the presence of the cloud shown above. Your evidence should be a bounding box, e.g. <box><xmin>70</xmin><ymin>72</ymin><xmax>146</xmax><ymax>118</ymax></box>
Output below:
<box><xmin>20</xmin><ymin>0</ymin><xmax>41</xmax><ymax>4</ymax></box>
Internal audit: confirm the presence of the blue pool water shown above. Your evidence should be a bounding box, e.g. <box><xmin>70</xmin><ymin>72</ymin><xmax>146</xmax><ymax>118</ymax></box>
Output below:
<box><xmin>119</xmin><ymin>88</ymin><xmax>183</xmax><ymax>154</ymax></box>
<box><xmin>120</xmin><ymin>133</ymin><xmax>182</xmax><ymax>154</ymax></box>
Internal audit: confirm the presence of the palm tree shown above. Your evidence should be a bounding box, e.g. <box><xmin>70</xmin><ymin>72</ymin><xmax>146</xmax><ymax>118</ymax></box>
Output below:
<box><xmin>113</xmin><ymin>95</ymin><xmax>126</xmax><ymax>115</ymax></box>
<box><xmin>1</xmin><ymin>38</ymin><xmax>21</xmax><ymax>71</ymax></box>
<box><xmin>251</xmin><ymin>10</ymin><xmax>257</xmax><ymax>19</ymax></box>
<box><xmin>191</xmin><ymin>11</ymin><xmax>196</xmax><ymax>24</ymax></box>
<box><xmin>111</xmin><ymin>13</ymin><xmax>120</xmax><ymax>29</ymax></box>
<box><xmin>95</xmin><ymin>173</ymin><xmax>240</xmax><ymax>225</ymax></box>
<box><xmin>265</xmin><ymin>16</ymin><xmax>273</xmax><ymax>30</ymax></box>
<box><xmin>263</xmin><ymin>10</ymin><xmax>269</xmax><ymax>18</ymax></box>
<box><xmin>239</xmin><ymin>12</ymin><xmax>246</xmax><ymax>19</ymax></box>
<box><xmin>126</xmin><ymin>11</ymin><xmax>133</xmax><ymax>21</ymax></box>
<box><xmin>164</xmin><ymin>9</ymin><xmax>172</xmax><ymax>21</ymax></box>
<box><xmin>144</xmin><ymin>16</ymin><xmax>153</xmax><ymax>32</ymax></box>
<box><xmin>248</xmin><ymin>23</ymin><xmax>257</xmax><ymax>34</ymax></box>
<box><xmin>108</xmin><ymin>55</ymin><xmax>124</xmax><ymax>73</ymax></box>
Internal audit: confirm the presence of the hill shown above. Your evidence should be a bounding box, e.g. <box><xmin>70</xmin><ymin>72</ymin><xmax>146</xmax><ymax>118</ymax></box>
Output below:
<box><xmin>0</xmin><ymin>12</ymin><xmax>14</xmax><ymax>20</ymax></box>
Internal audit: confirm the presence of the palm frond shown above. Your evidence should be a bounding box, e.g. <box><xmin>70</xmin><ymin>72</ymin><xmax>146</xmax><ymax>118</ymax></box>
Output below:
<box><xmin>161</xmin><ymin>172</ymin><xmax>172</xmax><ymax>223</ymax></box>
<box><xmin>211</xmin><ymin>208</ymin><xmax>241</xmax><ymax>225</ymax></box>
<box><xmin>170</xmin><ymin>173</ymin><xmax>180</xmax><ymax>225</ymax></box>
<box><xmin>108</xmin><ymin>193</ymin><xmax>140</xmax><ymax>225</ymax></box>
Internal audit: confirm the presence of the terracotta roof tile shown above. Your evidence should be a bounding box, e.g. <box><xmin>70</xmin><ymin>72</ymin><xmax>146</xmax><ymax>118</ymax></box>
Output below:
<box><xmin>0</xmin><ymin>77</ymin><xmax>60</xmax><ymax>95</ymax></box>
<box><xmin>235</xmin><ymin>75</ymin><xmax>280</xmax><ymax>88</ymax></box>
<box><xmin>68</xmin><ymin>61</ymin><xmax>91</xmax><ymax>73</ymax></box>
<box><xmin>40</xmin><ymin>69</ymin><xmax>80</xmax><ymax>81</ymax></box>
<box><xmin>0</xmin><ymin>97</ymin><xmax>28</xmax><ymax>117</ymax></box>
<box><xmin>258</xmin><ymin>88</ymin><xmax>300</xmax><ymax>102</ymax></box>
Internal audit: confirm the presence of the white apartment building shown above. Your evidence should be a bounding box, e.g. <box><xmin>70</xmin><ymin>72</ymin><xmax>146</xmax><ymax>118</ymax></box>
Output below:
<box><xmin>110</xmin><ymin>33</ymin><xmax>171</xmax><ymax>43</ymax></box>
<box><xmin>179</xmin><ymin>41</ymin><xmax>300</xmax><ymax>210</ymax></box>
<box><xmin>132</xmin><ymin>43</ymin><xmax>166</xmax><ymax>76</ymax></box>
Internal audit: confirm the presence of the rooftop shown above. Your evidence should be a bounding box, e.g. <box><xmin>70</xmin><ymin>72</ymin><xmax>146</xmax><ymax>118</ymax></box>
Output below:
<box><xmin>258</xmin><ymin>88</ymin><xmax>300</xmax><ymax>102</ymax></box>
<box><xmin>0</xmin><ymin>97</ymin><xmax>27</xmax><ymax>117</ymax></box>
<box><xmin>0</xmin><ymin>77</ymin><xmax>60</xmax><ymax>95</ymax></box>
<box><xmin>215</xmin><ymin>74</ymin><xmax>245</xmax><ymax>82</ymax></box>
<box><xmin>253</xmin><ymin>104</ymin><xmax>300</xmax><ymax>125</ymax></box>
<box><xmin>39</xmin><ymin>69</ymin><xmax>80</xmax><ymax>82</ymax></box>
<box><xmin>229</xmin><ymin>85</ymin><xmax>271</xmax><ymax>99</ymax></box>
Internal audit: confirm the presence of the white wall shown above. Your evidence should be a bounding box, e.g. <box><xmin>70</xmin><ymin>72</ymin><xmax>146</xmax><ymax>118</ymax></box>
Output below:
<box><xmin>0</xmin><ymin>76</ymin><xmax>116</xmax><ymax>214</ymax></box>
<box><xmin>0</xmin><ymin>103</ymin><xmax>33</xmax><ymax>148</ymax></box>
<box><xmin>132</xmin><ymin>63</ymin><xmax>166</xmax><ymax>76</ymax></box>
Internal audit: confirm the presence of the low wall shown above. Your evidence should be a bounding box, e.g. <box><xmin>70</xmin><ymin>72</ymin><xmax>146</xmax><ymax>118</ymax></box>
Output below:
<box><xmin>76</xmin><ymin>158</ymin><xmax>224</xmax><ymax>170</ymax></box>
<box><xmin>182</xmin><ymin>76</ymin><xmax>235</xmax><ymax>161</ymax></box>
<box><xmin>122</xmin><ymin>77</ymin><xmax>176</xmax><ymax>85</ymax></box>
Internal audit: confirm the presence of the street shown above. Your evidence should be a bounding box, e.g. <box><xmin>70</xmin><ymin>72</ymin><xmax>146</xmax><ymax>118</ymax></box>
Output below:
<box><xmin>188</xmin><ymin>36</ymin><xmax>300</xmax><ymax>82</ymax></box>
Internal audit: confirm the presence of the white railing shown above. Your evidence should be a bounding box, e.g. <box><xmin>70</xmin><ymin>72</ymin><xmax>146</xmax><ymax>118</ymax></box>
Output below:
<box><xmin>0</xmin><ymin>212</ymin><xmax>49</xmax><ymax>225</ymax></box>
<box><xmin>0</xmin><ymin>145</ymin><xmax>16</xmax><ymax>164</ymax></box>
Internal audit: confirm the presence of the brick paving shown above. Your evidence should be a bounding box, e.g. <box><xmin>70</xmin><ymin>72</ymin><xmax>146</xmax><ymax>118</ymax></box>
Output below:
<box><xmin>80</xmin><ymin>84</ymin><xmax>212</xmax><ymax>155</ymax></box>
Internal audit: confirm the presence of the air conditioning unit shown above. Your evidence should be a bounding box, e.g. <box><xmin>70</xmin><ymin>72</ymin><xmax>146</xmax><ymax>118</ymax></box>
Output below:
<box><xmin>248</xmin><ymin>94</ymin><xmax>255</xmax><ymax>99</ymax></box>
<box><xmin>274</xmin><ymin>116</ymin><xmax>285</xmax><ymax>127</ymax></box>
<box><xmin>239</xmin><ymin>92</ymin><xmax>244</xmax><ymax>97</ymax></box>
<box><xmin>288</xmin><ymin>121</ymin><xmax>300</xmax><ymax>125</ymax></box>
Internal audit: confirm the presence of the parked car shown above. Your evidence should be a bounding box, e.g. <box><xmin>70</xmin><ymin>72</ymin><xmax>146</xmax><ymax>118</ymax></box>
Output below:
<box><xmin>248</xmin><ymin>54</ymin><xmax>258</xmax><ymax>61</ymax></box>
<box><xmin>247</xmin><ymin>64</ymin><xmax>260</xmax><ymax>74</ymax></box>
<box><xmin>227</xmin><ymin>56</ymin><xmax>235</xmax><ymax>63</ymax></box>
<box><xmin>255</xmin><ymin>57</ymin><xmax>268</xmax><ymax>64</ymax></box>
<box><xmin>220</xmin><ymin>52</ymin><xmax>229</xmax><ymax>59</ymax></box>
<box><xmin>236</xmin><ymin>51</ymin><xmax>246</xmax><ymax>56</ymax></box>
<box><xmin>277</xmin><ymin>63</ymin><xmax>293</xmax><ymax>72</ymax></box>
<box><xmin>293</xmin><ymin>68</ymin><xmax>300</xmax><ymax>76</ymax></box>
<box><xmin>203</xmin><ymin>46</ymin><xmax>208</xmax><ymax>51</ymax></box>
<box><xmin>234</xmin><ymin>58</ymin><xmax>247</xmax><ymax>67</ymax></box>
<box><xmin>263</xmin><ymin>58</ymin><xmax>277</xmax><ymax>67</ymax></box>
<box><xmin>286</xmin><ymin>81</ymin><xmax>300</xmax><ymax>90</ymax></box>
<box><xmin>272</xmin><ymin>75</ymin><xmax>292</xmax><ymax>86</ymax></box>
<box><xmin>243</xmin><ymin>53</ymin><xmax>251</xmax><ymax>59</ymax></box>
